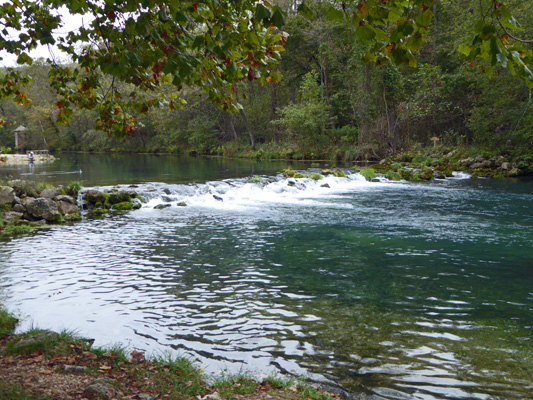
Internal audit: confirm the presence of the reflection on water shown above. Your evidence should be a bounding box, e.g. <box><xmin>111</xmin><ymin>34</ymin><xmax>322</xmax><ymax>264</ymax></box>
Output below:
<box><xmin>0</xmin><ymin>158</ymin><xmax>532</xmax><ymax>400</ymax></box>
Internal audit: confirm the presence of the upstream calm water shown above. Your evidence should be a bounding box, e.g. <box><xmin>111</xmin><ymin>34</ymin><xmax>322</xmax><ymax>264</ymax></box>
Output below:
<box><xmin>1</xmin><ymin>154</ymin><xmax>532</xmax><ymax>399</ymax></box>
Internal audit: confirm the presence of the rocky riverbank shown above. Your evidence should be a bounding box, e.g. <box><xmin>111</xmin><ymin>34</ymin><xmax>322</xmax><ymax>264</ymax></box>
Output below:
<box><xmin>0</xmin><ymin>181</ymin><xmax>144</xmax><ymax>237</ymax></box>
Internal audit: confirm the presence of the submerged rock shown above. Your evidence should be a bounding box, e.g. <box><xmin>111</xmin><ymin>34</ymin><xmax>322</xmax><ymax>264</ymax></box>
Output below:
<box><xmin>154</xmin><ymin>204</ymin><xmax>171</xmax><ymax>210</ymax></box>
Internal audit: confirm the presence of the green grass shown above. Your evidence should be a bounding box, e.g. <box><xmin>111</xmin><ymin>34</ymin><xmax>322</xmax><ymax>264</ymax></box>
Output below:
<box><xmin>214</xmin><ymin>371</ymin><xmax>258</xmax><ymax>398</ymax></box>
<box><xmin>0</xmin><ymin>381</ymin><xmax>47</xmax><ymax>400</ymax></box>
<box><xmin>0</xmin><ymin>308</ymin><xmax>18</xmax><ymax>337</ymax></box>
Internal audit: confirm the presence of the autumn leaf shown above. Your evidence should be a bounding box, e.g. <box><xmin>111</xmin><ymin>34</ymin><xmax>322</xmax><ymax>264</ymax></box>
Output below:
<box><xmin>130</xmin><ymin>350</ymin><xmax>145</xmax><ymax>363</ymax></box>
<box><xmin>82</xmin><ymin>350</ymin><xmax>98</xmax><ymax>360</ymax></box>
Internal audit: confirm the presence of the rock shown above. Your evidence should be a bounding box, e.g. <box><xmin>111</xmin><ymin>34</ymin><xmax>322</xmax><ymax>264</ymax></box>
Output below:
<box><xmin>54</xmin><ymin>195</ymin><xmax>76</xmax><ymax>204</ymax></box>
<box><xmin>474</xmin><ymin>155</ymin><xmax>485</xmax><ymax>163</ymax></box>
<box><xmin>57</xmin><ymin>200</ymin><xmax>79</xmax><ymax>215</ymax></box>
<box><xmin>154</xmin><ymin>204</ymin><xmax>171</xmax><ymax>210</ymax></box>
<box><xmin>162</xmin><ymin>188</ymin><xmax>171</xmax><ymax>195</ymax></box>
<box><xmin>508</xmin><ymin>167</ymin><xmax>519</xmax><ymax>176</ymax></box>
<box><xmin>418</xmin><ymin>168</ymin><xmax>434</xmax><ymax>180</ymax></box>
<box><xmin>458</xmin><ymin>157</ymin><xmax>474</xmax><ymax>167</ymax></box>
<box><xmin>213</xmin><ymin>194</ymin><xmax>223</xmax><ymax>201</ymax></box>
<box><xmin>0</xmin><ymin>186</ymin><xmax>15</xmax><ymax>207</ymax></box>
<box><xmin>85</xmin><ymin>190</ymin><xmax>107</xmax><ymax>205</ymax></box>
<box><xmin>64</xmin><ymin>211</ymin><xmax>82</xmax><ymax>221</ymax></box>
<box><xmin>25</xmin><ymin>198</ymin><xmax>61</xmax><ymax>222</ymax></box>
<box><xmin>13</xmin><ymin>330</ymin><xmax>59</xmax><ymax>351</ymax></box>
<box><xmin>20</xmin><ymin>196</ymin><xmax>36</xmax><ymax>206</ymax></box>
<box><xmin>84</xmin><ymin>380</ymin><xmax>118</xmax><ymax>399</ymax></box>
<box><xmin>470</xmin><ymin>162</ymin><xmax>485</xmax><ymax>169</ymax></box>
<box><xmin>501</xmin><ymin>162</ymin><xmax>510</xmax><ymax>171</ymax></box>
<box><xmin>320</xmin><ymin>183</ymin><xmax>330</xmax><ymax>188</ymax></box>
<box><xmin>108</xmin><ymin>191</ymin><xmax>131</xmax><ymax>205</ymax></box>
<box><xmin>197</xmin><ymin>393</ymin><xmax>222</xmax><ymax>400</ymax></box>
<box><xmin>385</xmin><ymin>171</ymin><xmax>402</xmax><ymax>181</ymax></box>
<box><xmin>111</xmin><ymin>201</ymin><xmax>133</xmax><ymax>210</ymax></box>
<box><xmin>64</xmin><ymin>365</ymin><xmax>87</xmax><ymax>373</ymax></box>
<box><xmin>40</xmin><ymin>188</ymin><xmax>60</xmax><ymax>198</ymax></box>
<box><xmin>177</xmin><ymin>201</ymin><xmax>187</xmax><ymax>207</ymax></box>
<box><xmin>13</xmin><ymin>204</ymin><xmax>25</xmax><ymax>213</ymax></box>
<box><xmin>2</xmin><ymin>211</ymin><xmax>23</xmax><ymax>223</ymax></box>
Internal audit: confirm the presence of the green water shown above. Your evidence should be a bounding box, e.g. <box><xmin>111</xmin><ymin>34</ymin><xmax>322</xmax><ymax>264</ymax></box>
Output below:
<box><xmin>0</xmin><ymin>154</ymin><xmax>531</xmax><ymax>399</ymax></box>
<box><xmin>1</xmin><ymin>152</ymin><xmax>308</xmax><ymax>186</ymax></box>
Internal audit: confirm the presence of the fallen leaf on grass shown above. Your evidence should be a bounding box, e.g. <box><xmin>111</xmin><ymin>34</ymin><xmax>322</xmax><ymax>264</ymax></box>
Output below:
<box><xmin>82</xmin><ymin>350</ymin><xmax>98</xmax><ymax>360</ymax></box>
<box><xmin>288</xmin><ymin>384</ymin><xmax>298</xmax><ymax>392</ymax></box>
<box><xmin>131</xmin><ymin>350</ymin><xmax>145</xmax><ymax>362</ymax></box>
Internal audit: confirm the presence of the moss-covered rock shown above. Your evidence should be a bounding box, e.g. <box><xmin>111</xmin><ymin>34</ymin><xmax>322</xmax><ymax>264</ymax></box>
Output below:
<box><xmin>89</xmin><ymin>208</ymin><xmax>109</xmax><ymax>215</ymax></box>
<box><xmin>112</xmin><ymin>201</ymin><xmax>133</xmax><ymax>211</ymax></box>
<box><xmin>293</xmin><ymin>173</ymin><xmax>306</xmax><ymax>178</ymax></box>
<box><xmin>108</xmin><ymin>191</ymin><xmax>132</xmax><ymax>205</ymax></box>
<box><xmin>64</xmin><ymin>211</ymin><xmax>82</xmax><ymax>221</ymax></box>
<box><xmin>321</xmin><ymin>169</ymin><xmax>333</xmax><ymax>175</ymax></box>
<box><xmin>308</xmin><ymin>173</ymin><xmax>323</xmax><ymax>180</ymax></box>
<box><xmin>418</xmin><ymin>168</ymin><xmax>434</xmax><ymax>180</ymax></box>
<box><xmin>333</xmin><ymin>168</ymin><xmax>347</xmax><ymax>178</ymax></box>
<box><xmin>385</xmin><ymin>171</ymin><xmax>402</xmax><ymax>181</ymax></box>
<box><xmin>177</xmin><ymin>201</ymin><xmax>187</xmax><ymax>207</ymax></box>
<box><xmin>154</xmin><ymin>204</ymin><xmax>171</xmax><ymax>210</ymax></box>
<box><xmin>360</xmin><ymin>168</ymin><xmax>375</xmax><ymax>181</ymax></box>
<box><xmin>281</xmin><ymin>169</ymin><xmax>298</xmax><ymax>177</ymax></box>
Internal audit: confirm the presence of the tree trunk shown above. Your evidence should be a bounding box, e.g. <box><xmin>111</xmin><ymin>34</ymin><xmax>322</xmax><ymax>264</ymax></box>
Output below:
<box><xmin>235</xmin><ymin>90</ymin><xmax>255</xmax><ymax>149</ymax></box>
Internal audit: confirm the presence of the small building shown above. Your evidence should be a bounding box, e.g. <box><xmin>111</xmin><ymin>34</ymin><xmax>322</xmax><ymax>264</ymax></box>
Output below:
<box><xmin>14</xmin><ymin>125</ymin><xmax>26</xmax><ymax>149</ymax></box>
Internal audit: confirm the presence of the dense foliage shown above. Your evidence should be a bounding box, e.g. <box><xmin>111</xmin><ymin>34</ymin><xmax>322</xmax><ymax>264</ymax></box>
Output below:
<box><xmin>1</xmin><ymin>0</ymin><xmax>532</xmax><ymax>161</ymax></box>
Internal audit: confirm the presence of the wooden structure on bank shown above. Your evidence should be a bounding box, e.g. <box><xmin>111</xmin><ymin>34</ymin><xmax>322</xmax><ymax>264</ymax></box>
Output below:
<box><xmin>14</xmin><ymin>125</ymin><xmax>26</xmax><ymax>149</ymax></box>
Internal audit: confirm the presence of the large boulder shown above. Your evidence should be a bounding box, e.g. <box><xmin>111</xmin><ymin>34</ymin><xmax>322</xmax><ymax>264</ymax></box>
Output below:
<box><xmin>25</xmin><ymin>198</ymin><xmax>61</xmax><ymax>222</ymax></box>
<box><xmin>40</xmin><ymin>188</ymin><xmax>61</xmax><ymax>198</ymax></box>
<box><xmin>57</xmin><ymin>200</ymin><xmax>79</xmax><ymax>215</ymax></box>
<box><xmin>0</xmin><ymin>186</ymin><xmax>15</xmax><ymax>207</ymax></box>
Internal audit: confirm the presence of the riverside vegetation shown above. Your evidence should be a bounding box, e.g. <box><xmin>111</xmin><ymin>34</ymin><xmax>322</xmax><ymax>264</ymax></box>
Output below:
<box><xmin>1</xmin><ymin>1</ymin><xmax>532</xmax><ymax>170</ymax></box>
<box><xmin>0</xmin><ymin>308</ymin><xmax>339</xmax><ymax>400</ymax></box>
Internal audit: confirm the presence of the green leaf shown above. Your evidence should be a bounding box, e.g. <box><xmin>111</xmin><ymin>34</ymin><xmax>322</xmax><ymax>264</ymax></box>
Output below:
<box><xmin>254</xmin><ymin>4</ymin><xmax>270</xmax><ymax>21</ymax></box>
<box><xmin>192</xmin><ymin>35</ymin><xmax>204</xmax><ymax>49</ymax></box>
<box><xmin>327</xmin><ymin>6</ymin><xmax>344</xmax><ymax>21</ymax></box>
<box><xmin>388</xmin><ymin>9</ymin><xmax>402</xmax><ymax>23</ymax></box>
<box><xmin>297</xmin><ymin>3</ymin><xmax>313</xmax><ymax>19</ymax></box>
<box><xmin>16</xmin><ymin>52</ymin><xmax>32</xmax><ymax>65</ymax></box>
<box><xmin>458</xmin><ymin>44</ymin><xmax>471</xmax><ymax>56</ymax></box>
<box><xmin>269</xmin><ymin>8</ymin><xmax>284</xmax><ymax>28</ymax></box>
<box><xmin>415</xmin><ymin>9</ymin><xmax>433</xmax><ymax>27</ymax></box>
<box><xmin>356</xmin><ymin>24</ymin><xmax>376</xmax><ymax>43</ymax></box>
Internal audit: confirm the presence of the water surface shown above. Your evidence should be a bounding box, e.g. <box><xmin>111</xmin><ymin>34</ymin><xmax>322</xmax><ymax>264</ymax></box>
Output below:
<box><xmin>0</xmin><ymin>154</ymin><xmax>531</xmax><ymax>400</ymax></box>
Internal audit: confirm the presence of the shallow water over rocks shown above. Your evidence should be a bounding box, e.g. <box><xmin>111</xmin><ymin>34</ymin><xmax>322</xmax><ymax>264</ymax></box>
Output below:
<box><xmin>1</xmin><ymin>154</ymin><xmax>532</xmax><ymax>400</ymax></box>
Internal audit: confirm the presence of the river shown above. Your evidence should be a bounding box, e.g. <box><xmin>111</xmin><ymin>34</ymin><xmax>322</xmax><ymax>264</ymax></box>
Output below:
<box><xmin>1</xmin><ymin>153</ymin><xmax>532</xmax><ymax>399</ymax></box>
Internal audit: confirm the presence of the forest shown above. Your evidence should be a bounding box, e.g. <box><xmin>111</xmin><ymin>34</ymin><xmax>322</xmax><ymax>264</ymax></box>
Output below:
<box><xmin>1</xmin><ymin>0</ymin><xmax>532</xmax><ymax>165</ymax></box>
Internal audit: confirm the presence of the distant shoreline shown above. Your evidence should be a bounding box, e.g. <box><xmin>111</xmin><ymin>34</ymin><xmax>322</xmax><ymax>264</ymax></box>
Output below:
<box><xmin>0</xmin><ymin>153</ymin><xmax>57</xmax><ymax>165</ymax></box>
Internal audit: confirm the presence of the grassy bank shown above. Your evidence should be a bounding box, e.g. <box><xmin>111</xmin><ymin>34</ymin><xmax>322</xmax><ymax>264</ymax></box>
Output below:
<box><xmin>0</xmin><ymin>308</ymin><xmax>338</xmax><ymax>400</ymax></box>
